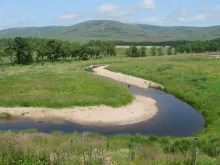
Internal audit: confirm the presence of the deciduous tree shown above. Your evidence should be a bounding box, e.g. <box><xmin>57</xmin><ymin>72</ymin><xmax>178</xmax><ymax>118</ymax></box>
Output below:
<box><xmin>14</xmin><ymin>37</ymin><xmax>32</xmax><ymax>65</ymax></box>
<box><xmin>157</xmin><ymin>47</ymin><xmax>164</xmax><ymax>56</ymax></box>
<box><xmin>167</xmin><ymin>47</ymin><xmax>173</xmax><ymax>55</ymax></box>
<box><xmin>140</xmin><ymin>47</ymin><xmax>147</xmax><ymax>57</ymax></box>
<box><xmin>151</xmin><ymin>46</ymin><xmax>157</xmax><ymax>56</ymax></box>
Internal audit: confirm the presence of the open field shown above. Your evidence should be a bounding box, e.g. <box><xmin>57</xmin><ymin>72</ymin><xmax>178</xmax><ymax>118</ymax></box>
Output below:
<box><xmin>1</xmin><ymin>54</ymin><xmax>220</xmax><ymax>164</ymax></box>
<box><xmin>0</xmin><ymin>131</ymin><xmax>220</xmax><ymax>165</ymax></box>
<box><xmin>0</xmin><ymin>65</ymin><xmax>158</xmax><ymax>125</ymax></box>
<box><xmin>0</xmin><ymin>61</ymin><xmax>133</xmax><ymax>108</ymax></box>
<box><xmin>116</xmin><ymin>46</ymin><xmax>158</xmax><ymax>49</ymax></box>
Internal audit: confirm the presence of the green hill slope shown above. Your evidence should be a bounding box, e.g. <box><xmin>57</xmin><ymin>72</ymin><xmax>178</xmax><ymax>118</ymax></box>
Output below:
<box><xmin>1</xmin><ymin>20</ymin><xmax>220</xmax><ymax>42</ymax></box>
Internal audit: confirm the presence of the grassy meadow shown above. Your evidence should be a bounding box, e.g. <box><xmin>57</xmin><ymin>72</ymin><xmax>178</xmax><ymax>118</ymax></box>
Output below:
<box><xmin>1</xmin><ymin>53</ymin><xmax>220</xmax><ymax>164</ymax></box>
<box><xmin>108</xmin><ymin>54</ymin><xmax>220</xmax><ymax>137</ymax></box>
<box><xmin>0</xmin><ymin>60</ymin><xmax>133</xmax><ymax>108</ymax></box>
<box><xmin>0</xmin><ymin>130</ymin><xmax>220</xmax><ymax>165</ymax></box>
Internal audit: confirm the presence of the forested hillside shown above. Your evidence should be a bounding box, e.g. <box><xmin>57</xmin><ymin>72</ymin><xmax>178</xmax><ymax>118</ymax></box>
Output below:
<box><xmin>1</xmin><ymin>20</ymin><xmax>220</xmax><ymax>42</ymax></box>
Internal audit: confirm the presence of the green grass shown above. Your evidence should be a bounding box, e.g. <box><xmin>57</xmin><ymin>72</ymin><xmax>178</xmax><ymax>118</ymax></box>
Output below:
<box><xmin>0</xmin><ymin>131</ymin><xmax>219</xmax><ymax>165</ymax></box>
<box><xmin>1</xmin><ymin>53</ymin><xmax>220</xmax><ymax>164</ymax></box>
<box><xmin>107</xmin><ymin>54</ymin><xmax>220</xmax><ymax>138</ymax></box>
<box><xmin>0</xmin><ymin>60</ymin><xmax>133</xmax><ymax>108</ymax></box>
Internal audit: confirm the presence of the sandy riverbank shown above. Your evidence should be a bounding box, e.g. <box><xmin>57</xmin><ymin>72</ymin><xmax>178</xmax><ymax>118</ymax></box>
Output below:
<box><xmin>92</xmin><ymin>65</ymin><xmax>162</xmax><ymax>89</ymax></box>
<box><xmin>0</xmin><ymin>65</ymin><xmax>158</xmax><ymax>126</ymax></box>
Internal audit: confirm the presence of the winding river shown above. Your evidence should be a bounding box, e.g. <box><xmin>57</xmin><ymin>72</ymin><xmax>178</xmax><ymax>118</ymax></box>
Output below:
<box><xmin>0</xmin><ymin>66</ymin><xmax>204</xmax><ymax>137</ymax></box>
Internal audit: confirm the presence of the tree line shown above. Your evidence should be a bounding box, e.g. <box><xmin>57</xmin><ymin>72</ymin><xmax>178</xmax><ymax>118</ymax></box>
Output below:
<box><xmin>0</xmin><ymin>37</ymin><xmax>116</xmax><ymax>65</ymax></box>
<box><xmin>114</xmin><ymin>38</ymin><xmax>220</xmax><ymax>49</ymax></box>
<box><xmin>125</xmin><ymin>46</ymin><xmax>173</xmax><ymax>57</ymax></box>
<box><xmin>175</xmin><ymin>40</ymin><xmax>220</xmax><ymax>54</ymax></box>
<box><xmin>125</xmin><ymin>38</ymin><xmax>220</xmax><ymax>57</ymax></box>
<box><xmin>114</xmin><ymin>40</ymin><xmax>191</xmax><ymax>47</ymax></box>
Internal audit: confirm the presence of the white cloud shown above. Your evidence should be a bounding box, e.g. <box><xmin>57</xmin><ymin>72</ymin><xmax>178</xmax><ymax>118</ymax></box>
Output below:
<box><xmin>178</xmin><ymin>13</ymin><xmax>209</xmax><ymax>22</ymax></box>
<box><xmin>140</xmin><ymin>0</ymin><xmax>156</xmax><ymax>9</ymax></box>
<box><xmin>139</xmin><ymin>7</ymin><xmax>210</xmax><ymax>25</ymax></box>
<box><xmin>116</xmin><ymin>8</ymin><xmax>136</xmax><ymax>17</ymax></box>
<box><xmin>98</xmin><ymin>4</ymin><xmax>136</xmax><ymax>17</ymax></box>
<box><xmin>174</xmin><ymin>5</ymin><xmax>220</xmax><ymax>23</ymax></box>
<box><xmin>213</xmin><ymin>4</ymin><xmax>220</xmax><ymax>10</ymax></box>
<box><xmin>58</xmin><ymin>13</ymin><xmax>79</xmax><ymax>20</ymax></box>
<box><xmin>179</xmin><ymin>8</ymin><xmax>190</xmax><ymax>17</ymax></box>
<box><xmin>99</xmin><ymin>4</ymin><xmax>119</xmax><ymax>13</ymax></box>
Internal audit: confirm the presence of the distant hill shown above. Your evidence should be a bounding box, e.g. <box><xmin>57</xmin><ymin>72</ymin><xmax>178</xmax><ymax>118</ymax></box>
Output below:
<box><xmin>1</xmin><ymin>20</ymin><xmax>220</xmax><ymax>43</ymax></box>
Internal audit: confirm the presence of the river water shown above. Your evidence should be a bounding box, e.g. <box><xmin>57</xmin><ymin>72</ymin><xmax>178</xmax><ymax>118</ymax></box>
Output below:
<box><xmin>0</xmin><ymin>81</ymin><xmax>204</xmax><ymax>137</ymax></box>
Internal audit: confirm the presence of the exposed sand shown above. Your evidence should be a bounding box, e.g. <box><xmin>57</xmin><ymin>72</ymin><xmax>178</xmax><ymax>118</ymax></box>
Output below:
<box><xmin>0</xmin><ymin>95</ymin><xmax>157</xmax><ymax>125</ymax></box>
<box><xmin>92</xmin><ymin>65</ymin><xmax>162</xmax><ymax>89</ymax></box>
<box><xmin>0</xmin><ymin>65</ymin><xmax>159</xmax><ymax>126</ymax></box>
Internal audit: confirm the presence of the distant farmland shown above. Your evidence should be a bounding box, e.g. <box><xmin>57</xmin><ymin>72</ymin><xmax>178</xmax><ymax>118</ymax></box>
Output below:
<box><xmin>116</xmin><ymin>46</ymin><xmax>162</xmax><ymax>48</ymax></box>
<box><xmin>116</xmin><ymin>45</ymin><xmax>168</xmax><ymax>56</ymax></box>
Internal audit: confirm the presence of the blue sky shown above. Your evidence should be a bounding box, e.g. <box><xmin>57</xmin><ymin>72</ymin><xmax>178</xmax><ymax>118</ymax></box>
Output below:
<box><xmin>0</xmin><ymin>0</ymin><xmax>220</xmax><ymax>29</ymax></box>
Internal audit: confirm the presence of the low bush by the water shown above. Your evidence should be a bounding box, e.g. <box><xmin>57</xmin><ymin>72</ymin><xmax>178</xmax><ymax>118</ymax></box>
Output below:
<box><xmin>0</xmin><ymin>112</ymin><xmax>11</xmax><ymax>119</ymax></box>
